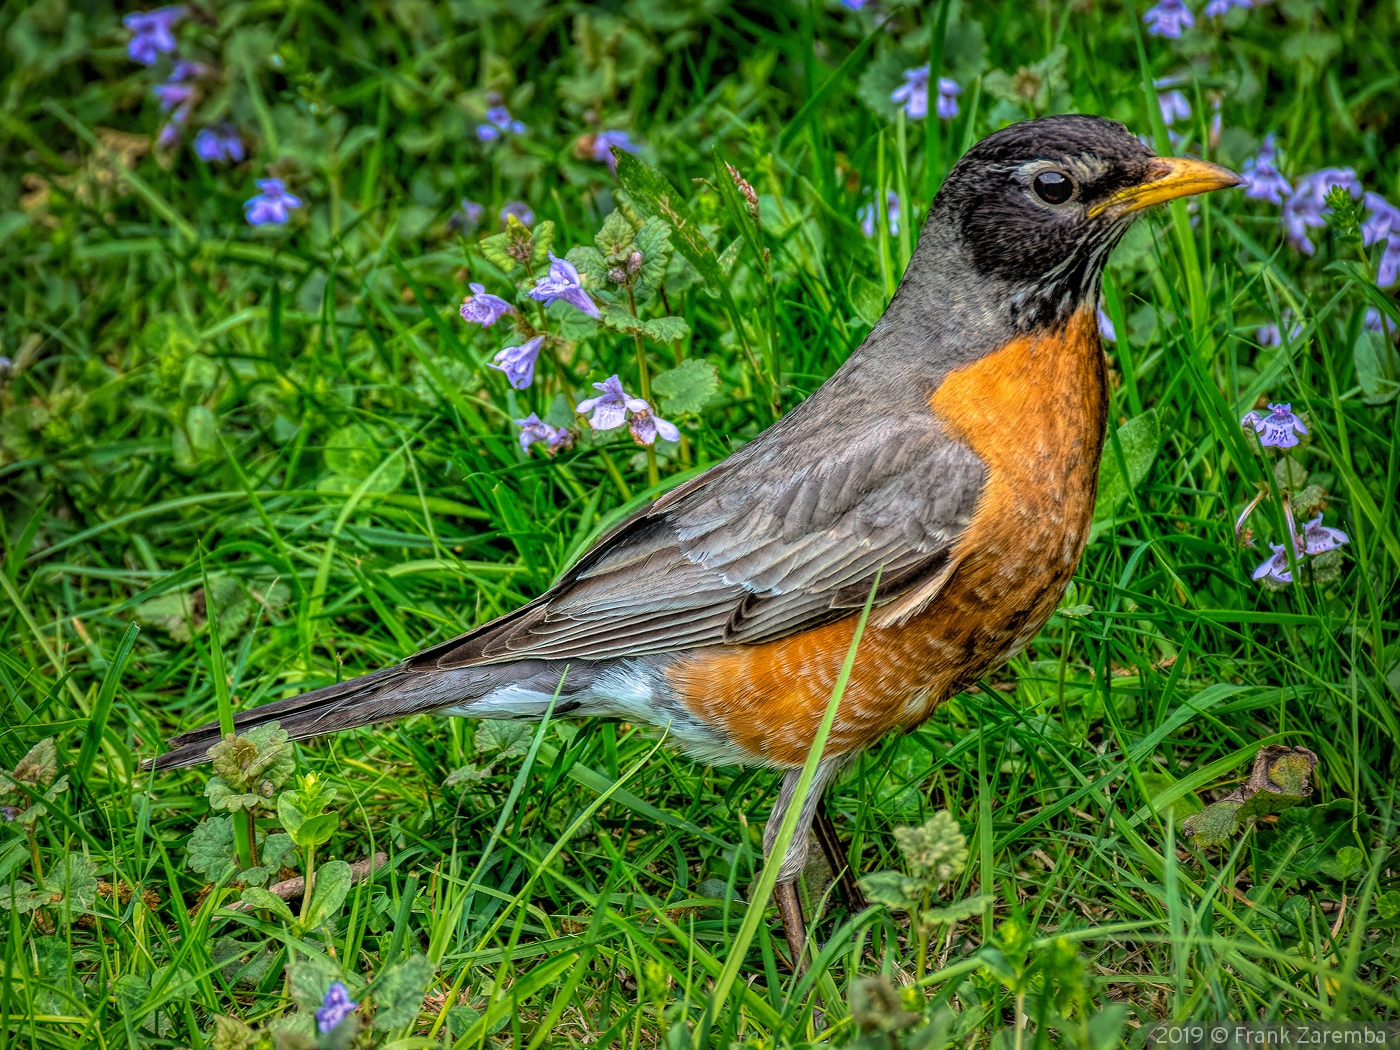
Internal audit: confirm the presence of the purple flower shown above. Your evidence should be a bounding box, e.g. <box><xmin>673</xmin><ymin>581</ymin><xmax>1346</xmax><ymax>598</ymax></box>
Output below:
<box><xmin>500</xmin><ymin>201</ymin><xmax>534</xmax><ymax>227</ymax></box>
<box><xmin>841</xmin><ymin>0</ymin><xmax>866</xmax><ymax>7</ymax></box>
<box><xmin>1281</xmin><ymin>168</ymin><xmax>1362</xmax><ymax>254</ymax></box>
<box><xmin>124</xmin><ymin>6</ymin><xmax>183</xmax><ymax>65</ymax></box>
<box><xmin>460</xmin><ymin>283</ymin><xmax>515</xmax><ymax>327</ymax></box>
<box><xmin>193</xmin><ymin>124</ymin><xmax>244</xmax><ymax>164</ymax></box>
<box><xmin>1158</xmin><ymin>90</ymin><xmax>1191</xmax><ymax>126</ymax></box>
<box><xmin>1241</xmin><ymin>402</ymin><xmax>1307</xmax><ymax>449</ymax></box>
<box><xmin>244</xmin><ymin>178</ymin><xmax>301</xmax><ymax>226</ymax></box>
<box><xmin>477</xmin><ymin>105</ymin><xmax>526</xmax><ymax>142</ymax></box>
<box><xmin>1240</xmin><ymin>134</ymin><xmax>1292</xmax><ymax>205</ymax></box>
<box><xmin>576</xmin><ymin>375</ymin><xmax>649</xmax><ymax>432</ymax></box>
<box><xmin>449</xmin><ymin>199</ymin><xmax>484</xmax><ymax>235</ymax></box>
<box><xmin>315</xmin><ymin>982</ymin><xmax>357</xmax><ymax>1034</ymax></box>
<box><xmin>1299</xmin><ymin>514</ymin><xmax>1349</xmax><ymax>555</ymax></box>
<box><xmin>1362</xmin><ymin>192</ymin><xmax>1400</xmax><ymax>286</ymax></box>
<box><xmin>1377</xmin><ymin>240</ymin><xmax>1400</xmax><ymax>287</ymax></box>
<box><xmin>935</xmin><ymin>78</ymin><xmax>961</xmax><ymax>121</ymax></box>
<box><xmin>1097</xmin><ymin>306</ymin><xmax>1117</xmax><ymax>342</ymax></box>
<box><xmin>1143</xmin><ymin>0</ymin><xmax>1194</xmax><ymax>37</ymax></box>
<box><xmin>592</xmin><ymin>130</ymin><xmax>640</xmax><ymax>172</ymax></box>
<box><xmin>1205</xmin><ymin>0</ymin><xmax>1250</xmax><ymax>14</ymax></box>
<box><xmin>1364</xmin><ymin>308</ymin><xmax>1398</xmax><ymax>340</ymax></box>
<box><xmin>529</xmin><ymin>253</ymin><xmax>600</xmax><ymax>319</ymax></box>
<box><xmin>516</xmin><ymin>414</ymin><xmax>573</xmax><ymax>455</ymax></box>
<box><xmin>1257</xmin><ymin>313</ymin><xmax>1300</xmax><ymax>346</ymax></box>
<box><xmin>628</xmin><ymin>406</ymin><xmax>680</xmax><ymax>446</ymax></box>
<box><xmin>1252</xmin><ymin>543</ymin><xmax>1295</xmax><ymax>584</ymax></box>
<box><xmin>157</xmin><ymin>113</ymin><xmax>187</xmax><ymax>150</ymax></box>
<box><xmin>858</xmin><ymin>190</ymin><xmax>900</xmax><ymax>238</ymax></box>
<box><xmin>891</xmin><ymin>66</ymin><xmax>930</xmax><ymax>120</ymax></box>
<box><xmin>489</xmin><ymin>336</ymin><xmax>544</xmax><ymax>389</ymax></box>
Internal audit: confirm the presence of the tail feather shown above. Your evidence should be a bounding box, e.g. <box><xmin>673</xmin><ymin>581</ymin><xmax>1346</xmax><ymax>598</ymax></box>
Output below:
<box><xmin>144</xmin><ymin>659</ymin><xmax>588</xmax><ymax>771</ymax></box>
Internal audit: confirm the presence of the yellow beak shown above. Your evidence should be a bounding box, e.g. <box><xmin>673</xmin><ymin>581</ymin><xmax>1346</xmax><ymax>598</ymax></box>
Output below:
<box><xmin>1089</xmin><ymin>156</ymin><xmax>1244</xmax><ymax>218</ymax></box>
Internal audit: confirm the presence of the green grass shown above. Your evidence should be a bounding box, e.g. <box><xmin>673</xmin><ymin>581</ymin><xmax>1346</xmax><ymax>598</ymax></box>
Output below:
<box><xmin>2</xmin><ymin>0</ymin><xmax>1398</xmax><ymax>1047</ymax></box>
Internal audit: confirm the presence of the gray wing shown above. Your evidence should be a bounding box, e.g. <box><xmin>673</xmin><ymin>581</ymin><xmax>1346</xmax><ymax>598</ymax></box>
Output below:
<box><xmin>418</xmin><ymin>406</ymin><xmax>986</xmax><ymax>668</ymax></box>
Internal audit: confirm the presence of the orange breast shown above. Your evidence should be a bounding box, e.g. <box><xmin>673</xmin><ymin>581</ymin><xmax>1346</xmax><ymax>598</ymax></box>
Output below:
<box><xmin>667</xmin><ymin>306</ymin><xmax>1109</xmax><ymax>767</ymax></box>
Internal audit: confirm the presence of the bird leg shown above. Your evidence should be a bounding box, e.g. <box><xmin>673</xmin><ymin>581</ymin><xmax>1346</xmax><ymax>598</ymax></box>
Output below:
<box><xmin>813</xmin><ymin>796</ymin><xmax>867</xmax><ymax>915</ymax></box>
<box><xmin>772</xmin><ymin>879</ymin><xmax>808</xmax><ymax>972</ymax></box>
<box><xmin>763</xmin><ymin>759</ymin><xmax>843</xmax><ymax>972</ymax></box>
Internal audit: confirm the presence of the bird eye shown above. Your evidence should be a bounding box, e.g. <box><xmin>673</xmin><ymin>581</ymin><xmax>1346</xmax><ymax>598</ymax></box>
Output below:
<box><xmin>1033</xmin><ymin>171</ymin><xmax>1075</xmax><ymax>205</ymax></box>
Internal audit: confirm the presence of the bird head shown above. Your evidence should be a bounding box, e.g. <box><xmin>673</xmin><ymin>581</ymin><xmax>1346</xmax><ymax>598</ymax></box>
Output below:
<box><xmin>929</xmin><ymin>113</ymin><xmax>1242</xmax><ymax>332</ymax></box>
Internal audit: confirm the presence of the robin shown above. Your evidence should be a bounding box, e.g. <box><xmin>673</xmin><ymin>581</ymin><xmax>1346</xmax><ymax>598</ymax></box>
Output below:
<box><xmin>149</xmin><ymin>114</ymin><xmax>1240</xmax><ymax>964</ymax></box>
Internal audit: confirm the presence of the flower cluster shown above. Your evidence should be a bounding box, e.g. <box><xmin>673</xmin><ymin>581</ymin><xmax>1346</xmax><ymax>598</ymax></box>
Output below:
<box><xmin>1361</xmin><ymin>193</ymin><xmax>1400</xmax><ymax>287</ymax></box>
<box><xmin>1252</xmin><ymin>516</ymin><xmax>1350</xmax><ymax>584</ymax></box>
<box><xmin>516</xmin><ymin>414</ymin><xmax>573</xmax><ymax>454</ymax></box>
<box><xmin>858</xmin><ymin>190</ymin><xmax>900</xmax><ymax>238</ymax></box>
<box><xmin>1143</xmin><ymin>0</ymin><xmax>1193</xmax><ymax>37</ymax></box>
<box><xmin>316</xmin><ymin>983</ymin><xmax>357</xmax><ymax>1033</ymax></box>
<box><xmin>1280</xmin><ymin>168</ymin><xmax>1362</xmax><ymax>253</ymax></box>
<box><xmin>477</xmin><ymin>104</ymin><xmax>526</xmax><ymax>143</ymax></box>
<box><xmin>891</xmin><ymin>68</ymin><xmax>961</xmax><ymax>121</ymax></box>
<box><xmin>124</xmin><ymin>6</ymin><xmax>183</xmax><ymax>65</ymax></box>
<box><xmin>577</xmin><ymin>376</ymin><xmax>679</xmax><ymax>446</ymax></box>
<box><xmin>1241</xmin><ymin>402</ymin><xmax>1307</xmax><ymax>449</ymax></box>
<box><xmin>1239</xmin><ymin>134</ymin><xmax>1291</xmax><ymax>205</ymax></box>
<box><xmin>530</xmin><ymin>254</ymin><xmax>601</xmax><ymax>318</ymax></box>
<box><xmin>244</xmin><ymin>179</ymin><xmax>301</xmax><ymax>226</ymax></box>
<box><xmin>592</xmin><ymin>130</ymin><xmax>640</xmax><ymax>172</ymax></box>
<box><xmin>1157</xmin><ymin>90</ymin><xmax>1191</xmax><ymax>127</ymax></box>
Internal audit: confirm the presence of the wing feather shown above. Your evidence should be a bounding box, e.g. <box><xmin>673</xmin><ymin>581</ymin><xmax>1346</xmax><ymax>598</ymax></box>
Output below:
<box><xmin>419</xmin><ymin>397</ymin><xmax>986</xmax><ymax>668</ymax></box>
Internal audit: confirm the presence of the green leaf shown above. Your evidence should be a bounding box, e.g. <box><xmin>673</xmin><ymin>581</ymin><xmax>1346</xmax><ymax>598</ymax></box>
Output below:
<box><xmin>478</xmin><ymin>231</ymin><xmax>517</xmax><ymax>272</ymax></box>
<box><xmin>847</xmin><ymin>272</ymin><xmax>886</xmax><ymax>327</ymax></box>
<box><xmin>1093</xmin><ymin>409</ymin><xmax>1160</xmax><ymax>522</ymax></box>
<box><xmin>0</xmin><ymin>881</ymin><xmax>50</xmax><ymax>913</ymax></box>
<box><xmin>475</xmin><ymin>720</ymin><xmax>531</xmax><ymax>760</ymax></box>
<box><xmin>206</xmin><ymin>779</ymin><xmax>263</xmax><ymax>813</ymax></box>
<box><xmin>322</xmin><ymin>424</ymin><xmax>404</xmax><ymax>494</ymax></box>
<box><xmin>634</xmin><ymin>217</ymin><xmax>673</xmax><ymax>300</ymax></box>
<box><xmin>564</xmin><ymin>245</ymin><xmax>608</xmax><ymax>287</ymax></box>
<box><xmin>240</xmin><ymin>886</ymin><xmax>297</xmax><ymax>924</ymax></box>
<box><xmin>530</xmin><ymin>220</ymin><xmax>556</xmax><ymax>269</ymax></box>
<box><xmin>651</xmin><ymin>359</ymin><xmax>718</xmax><ymax>416</ymax></box>
<box><xmin>1141</xmin><ymin>771</ymin><xmax>1204</xmax><ymax>821</ymax></box>
<box><xmin>444</xmin><ymin>763</ymin><xmax>491</xmax><ymax>788</ymax></box>
<box><xmin>600</xmin><ymin>305</ymin><xmax>646</xmax><ymax>336</ymax></box>
<box><xmin>1086</xmin><ymin>1004</ymin><xmax>1130</xmax><ymax>1050</ymax></box>
<box><xmin>291</xmin><ymin>811</ymin><xmax>339</xmax><ymax>851</ymax></box>
<box><xmin>595</xmin><ymin>210</ymin><xmax>637</xmax><ymax>260</ymax></box>
<box><xmin>920</xmin><ymin>895</ymin><xmax>994</xmax><ymax>929</ymax></box>
<box><xmin>1320</xmin><ymin>845</ymin><xmax>1364</xmax><ymax>881</ymax></box>
<box><xmin>1181</xmin><ymin>800</ymin><xmax>1242</xmax><ymax>847</ymax></box>
<box><xmin>858</xmin><ymin>870</ymin><xmax>922</xmax><ymax>912</ymax></box>
<box><xmin>1376</xmin><ymin>889</ymin><xmax>1400</xmax><ymax>922</ymax></box>
<box><xmin>547</xmin><ymin>296</ymin><xmax>598</xmax><ymax>340</ymax></box>
<box><xmin>613</xmin><ymin>151</ymin><xmax>725</xmax><ymax>296</ymax></box>
<box><xmin>260</xmin><ymin>832</ymin><xmax>296</xmax><ymax>870</ymax></box>
<box><xmin>1353</xmin><ymin>329</ymin><xmax>1399</xmax><ymax>405</ymax></box>
<box><xmin>306</xmin><ymin>859</ymin><xmax>352</xmax><ymax>929</ymax></box>
<box><xmin>893</xmin><ymin>811</ymin><xmax>968</xmax><ymax>886</ymax></box>
<box><xmin>641</xmin><ymin>315</ymin><xmax>691</xmax><ymax>345</ymax></box>
<box><xmin>372</xmin><ymin>953</ymin><xmax>435</xmax><ymax>1031</ymax></box>
<box><xmin>45</xmin><ymin>854</ymin><xmax>98</xmax><ymax>916</ymax></box>
<box><xmin>187</xmin><ymin>816</ymin><xmax>239</xmax><ymax>880</ymax></box>
<box><xmin>210</xmin><ymin>1014</ymin><xmax>259</xmax><ymax>1050</ymax></box>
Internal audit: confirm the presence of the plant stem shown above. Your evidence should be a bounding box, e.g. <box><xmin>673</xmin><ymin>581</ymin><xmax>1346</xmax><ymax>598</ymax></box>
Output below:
<box><xmin>244</xmin><ymin>810</ymin><xmax>260</xmax><ymax>869</ymax></box>
<box><xmin>628</xmin><ymin>290</ymin><xmax>659</xmax><ymax>488</ymax></box>
<box><xmin>299</xmin><ymin>844</ymin><xmax>317</xmax><ymax>925</ymax></box>
<box><xmin>27</xmin><ymin>827</ymin><xmax>43</xmax><ymax>883</ymax></box>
